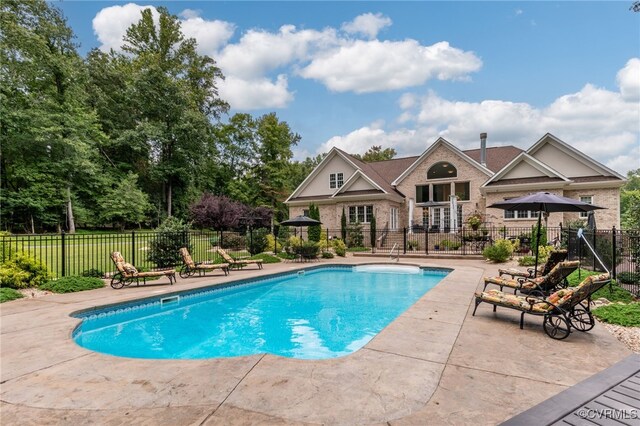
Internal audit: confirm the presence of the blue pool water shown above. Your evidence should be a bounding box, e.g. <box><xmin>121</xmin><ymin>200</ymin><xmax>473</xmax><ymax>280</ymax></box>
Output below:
<box><xmin>73</xmin><ymin>265</ymin><xmax>448</xmax><ymax>360</ymax></box>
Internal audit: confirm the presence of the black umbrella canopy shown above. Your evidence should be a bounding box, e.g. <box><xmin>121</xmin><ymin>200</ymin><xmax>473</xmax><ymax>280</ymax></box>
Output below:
<box><xmin>280</xmin><ymin>215</ymin><xmax>322</xmax><ymax>227</ymax></box>
<box><xmin>488</xmin><ymin>192</ymin><xmax>605</xmax><ymax>213</ymax></box>
<box><xmin>489</xmin><ymin>192</ymin><xmax>605</xmax><ymax>273</ymax></box>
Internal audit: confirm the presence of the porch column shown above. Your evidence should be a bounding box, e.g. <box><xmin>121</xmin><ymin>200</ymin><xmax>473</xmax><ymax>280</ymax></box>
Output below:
<box><xmin>408</xmin><ymin>198</ymin><xmax>415</xmax><ymax>233</ymax></box>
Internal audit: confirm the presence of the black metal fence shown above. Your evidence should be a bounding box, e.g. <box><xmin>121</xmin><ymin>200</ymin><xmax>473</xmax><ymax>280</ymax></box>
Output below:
<box><xmin>565</xmin><ymin>227</ymin><xmax>639</xmax><ymax>295</ymax></box>
<box><xmin>1</xmin><ymin>226</ymin><xmax>638</xmax><ymax>296</ymax></box>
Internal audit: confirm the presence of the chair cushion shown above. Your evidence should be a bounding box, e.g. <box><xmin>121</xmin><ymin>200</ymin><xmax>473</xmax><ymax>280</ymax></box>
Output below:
<box><xmin>122</xmin><ymin>262</ymin><xmax>138</xmax><ymax>274</ymax></box>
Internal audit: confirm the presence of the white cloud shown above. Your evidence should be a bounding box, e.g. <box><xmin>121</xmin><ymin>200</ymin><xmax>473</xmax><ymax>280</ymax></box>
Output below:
<box><xmin>341</xmin><ymin>13</ymin><xmax>392</xmax><ymax>39</ymax></box>
<box><xmin>617</xmin><ymin>58</ymin><xmax>640</xmax><ymax>102</ymax></box>
<box><xmin>218</xmin><ymin>75</ymin><xmax>294</xmax><ymax>110</ymax></box>
<box><xmin>217</xmin><ymin>25</ymin><xmax>338</xmax><ymax>79</ymax></box>
<box><xmin>322</xmin><ymin>59</ymin><xmax>640</xmax><ymax>175</ymax></box>
<box><xmin>299</xmin><ymin>40</ymin><xmax>482</xmax><ymax>93</ymax></box>
<box><xmin>180</xmin><ymin>15</ymin><xmax>235</xmax><ymax>57</ymax></box>
<box><xmin>93</xmin><ymin>3</ymin><xmax>156</xmax><ymax>52</ymax></box>
<box><xmin>92</xmin><ymin>3</ymin><xmax>234</xmax><ymax>56</ymax></box>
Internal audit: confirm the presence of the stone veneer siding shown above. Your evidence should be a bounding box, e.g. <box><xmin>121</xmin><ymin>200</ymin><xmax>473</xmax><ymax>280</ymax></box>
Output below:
<box><xmin>395</xmin><ymin>144</ymin><xmax>490</xmax><ymax>227</ymax></box>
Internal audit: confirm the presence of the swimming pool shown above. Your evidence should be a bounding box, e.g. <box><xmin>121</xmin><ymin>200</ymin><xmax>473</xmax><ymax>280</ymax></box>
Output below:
<box><xmin>73</xmin><ymin>265</ymin><xmax>449</xmax><ymax>360</ymax></box>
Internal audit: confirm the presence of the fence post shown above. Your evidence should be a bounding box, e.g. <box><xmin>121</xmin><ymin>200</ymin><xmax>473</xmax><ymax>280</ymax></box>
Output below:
<box><xmin>131</xmin><ymin>230</ymin><xmax>136</xmax><ymax>266</ymax></box>
<box><xmin>612</xmin><ymin>226</ymin><xmax>617</xmax><ymax>279</ymax></box>
<box><xmin>592</xmin><ymin>229</ymin><xmax>597</xmax><ymax>270</ymax></box>
<box><xmin>61</xmin><ymin>230</ymin><xmax>66</xmax><ymax>278</ymax></box>
<box><xmin>403</xmin><ymin>228</ymin><xmax>407</xmax><ymax>254</ymax></box>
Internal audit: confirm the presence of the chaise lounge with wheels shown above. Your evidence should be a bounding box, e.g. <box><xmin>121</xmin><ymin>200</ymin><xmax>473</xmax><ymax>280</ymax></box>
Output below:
<box><xmin>483</xmin><ymin>260</ymin><xmax>579</xmax><ymax>295</ymax></box>
<box><xmin>473</xmin><ymin>272</ymin><xmax>611</xmax><ymax>339</ymax></box>
<box><xmin>179</xmin><ymin>247</ymin><xmax>229</xmax><ymax>279</ymax></box>
<box><xmin>109</xmin><ymin>251</ymin><xmax>176</xmax><ymax>289</ymax></box>
<box><xmin>498</xmin><ymin>249</ymin><xmax>568</xmax><ymax>279</ymax></box>
<box><xmin>215</xmin><ymin>247</ymin><xmax>263</xmax><ymax>270</ymax></box>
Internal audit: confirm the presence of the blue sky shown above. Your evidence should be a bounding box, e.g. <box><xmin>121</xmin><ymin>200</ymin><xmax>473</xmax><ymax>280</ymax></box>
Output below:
<box><xmin>56</xmin><ymin>1</ymin><xmax>640</xmax><ymax>174</ymax></box>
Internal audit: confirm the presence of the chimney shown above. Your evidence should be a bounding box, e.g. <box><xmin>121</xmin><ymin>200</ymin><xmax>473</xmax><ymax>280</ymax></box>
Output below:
<box><xmin>480</xmin><ymin>132</ymin><xmax>487</xmax><ymax>167</ymax></box>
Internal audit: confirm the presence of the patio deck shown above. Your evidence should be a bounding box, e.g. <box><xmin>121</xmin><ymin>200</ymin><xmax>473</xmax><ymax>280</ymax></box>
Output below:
<box><xmin>0</xmin><ymin>257</ymin><xmax>632</xmax><ymax>425</ymax></box>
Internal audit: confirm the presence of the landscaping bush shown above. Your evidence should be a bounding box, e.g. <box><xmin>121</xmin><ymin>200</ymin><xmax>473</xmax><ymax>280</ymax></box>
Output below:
<box><xmin>249</xmin><ymin>253</ymin><xmax>281</xmax><ymax>263</ymax></box>
<box><xmin>247</xmin><ymin>228</ymin><xmax>269</xmax><ymax>255</ymax></box>
<box><xmin>220</xmin><ymin>233</ymin><xmax>246</xmax><ymax>250</ymax></box>
<box><xmin>265</xmin><ymin>234</ymin><xmax>281</xmax><ymax>253</ymax></box>
<box><xmin>346</xmin><ymin>222</ymin><xmax>364</xmax><ymax>248</ymax></box>
<box><xmin>147</xmin><ymin>217</ymin><xmax>190</xmax><ymax>268</ymax></box>
<box><xmin>441</xmin><ymin>239</ymin><xmax>461</xmax><ymax>250</ymax></box>
<box><xmin>277</xmin><ymin>252</ymin><xmax>297</xmax><ymax>260</ymax></box>
<box><xmin>322</xmin><ymin>251</ymin><xmax>334</xmax><ymax>259</ymax></box>
<box><xmin>0</xmin><ymin>252</ymin><xmax>50</xmax><ymax>289</ymax></box>
<box><xmin>0</xmin><ymin>287</ymin><xmax>24</xmax><ymax>303</ymax></box>
<box><xmin>333</xmin><ymin>239</ymin><xmax>347</xmax><ymax>257</ymax></box>
<box><xmin>617</xmin><ymin>271</ymin><xmax>640</xmax><ymax>285</ymax></box>
<box><xmin>308</xmin><ymin>204</ymin><xmax>321</xmax><ymax>242</ymax></box>
<box><xmin>407</xmin><ymin>238</ymin><xmax>420</xmax><ymax>251</ymax></box>
<box><xmin>39</xmin><ymin>276</ymin><xmax>105</xmax><ymax>293</ymax></box>
<box><xmin>81</xmin><ymin>268</ymin><xmax>104</xmax><ymax>278</ymax></box>
<box><xmin>482</xmin><ymin>239</ymin><xmax>514</xmax><ymax>263</ymax></box>
<box><xmin>518</xmin><ymin>256</ymin><xmax>536</xmax><ymax>266</ymax></box>
<box><xmin>593</xmin><ymin>303</ymin><xmax>640</xmax><ymax>327</ymax></box>
<box><xmin>530</xmin><ymin>224</ymin><xmax>547</xmax><ymax>249</ymax></box>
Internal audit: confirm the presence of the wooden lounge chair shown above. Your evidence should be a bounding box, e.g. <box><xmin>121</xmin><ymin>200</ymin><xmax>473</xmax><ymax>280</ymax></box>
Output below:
<box><xmin>109</xmin><ymin>251</ymin><xmax>176</xmax><ymax>289</ymax></box>
<box><xmin>473</xmin><ymin>272</ymin><xmax>610</xmax><ymax>339</ymax></box>
<box><xmin>215</xmin><ymin>247</ymin><xmax>263</xmax><ymax>269</ymax></box>
<box><xmin>483</xmin><ymin>260</ymin><xmax>579</xmax><ymax>295</ymax></box>
<box><xmin>179</xmin><ymin>247</ymin><xmax>229</xmax><ymax>279</ymax></box>
<box><xmin>498</xmin><ymin>249</ymin><xmax>568</xmax><ymax>279</ymax></box>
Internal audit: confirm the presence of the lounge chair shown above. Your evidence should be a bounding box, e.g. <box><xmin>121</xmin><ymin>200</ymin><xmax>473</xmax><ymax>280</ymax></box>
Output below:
<box><xmin>109</xmin><ymin>251</ymin><xmax>176</xmax><ymax>289</ymax></box>
<box><xmin>215</xmin><ymin>247</ymin><xmax>263</xmax><ymax>269</ymax></box>
<box><xmin>483</xmin><ymin>260</ymin><xmax>579</xmax><ymax>295</ymax></box>
<box><xmin>473</xmin><ymin>272</ymin><xmax>610</xmax><ymax>339</ymax></box>
<box><xmin>498</xmin><ymin>249</ymin><xmax>568</xmax><ymax>279</ymax></box>
<box><xmin>178</xmin><ymin>247</ymin><xmax>229</xmax><ymax>278</ymax></box>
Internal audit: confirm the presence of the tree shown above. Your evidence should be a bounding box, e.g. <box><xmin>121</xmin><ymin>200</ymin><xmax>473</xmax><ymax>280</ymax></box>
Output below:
<box><xmin>341</xmin><ymin>207</ymin><xmax>347</xmax><ymax>240</ymax></box>
<box><xmin>308</xmin><ymin>204</ymin><xmax>321</xmax><ymax>242</ymax></box>
<box><xmin>353</xmin><ymin>145</ymin><xmax>397</xmax><ymax>162</ymax></box>
<box><xmin>621</xmin><ymin>169</ymin><xmax>640</xmax><ymax>229</ymax></box>
<box><xmin>97</xmin><ymin>173</ymin><xmax>151</xmax><ymax>230</ymax></box>
<box><xmin>370</xmin><ymin>215</ymin><xmax>377</xmax><ymax>247</ymax></box>
<box><xmin>190</xmin><ymin>193</ymin><xmax>247</xmax><ymax>230</ymax></box>
<box><xmin>120</xmin><ymin>7</ymin><xmax>228</xmax><ymax>218</ymax></box>
<box><xmin>1</xmin><ymin>0</ymin><xmax>107</xmax><ymax>233</ymax></box>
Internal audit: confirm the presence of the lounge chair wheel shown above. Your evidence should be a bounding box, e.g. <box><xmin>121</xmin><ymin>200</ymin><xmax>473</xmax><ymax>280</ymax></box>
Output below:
<box><xmin>568</xmin><ymin>306</ymin><xmax>595</xmax><ymax>332</ymax></box>
<box><xmin>543</xmin><ymin>315</ymin><xmax>571</xmax><ymax>340</ymax></box>
<box><xmin>110</xmin><ymin>274</ymin><xmax>124</xmax><ymax>289</ymax></box>
<box><xmin>179</xmin><ymin>266</ymin><xmax>191</xmax><ymax>279</ymax></box>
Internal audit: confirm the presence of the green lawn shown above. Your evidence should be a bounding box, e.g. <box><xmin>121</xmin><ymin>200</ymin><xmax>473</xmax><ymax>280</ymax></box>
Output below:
<box><xmin>1</xmin><ymin>233</ymin><xmax>239</xmax><ymax>278</ymax></box>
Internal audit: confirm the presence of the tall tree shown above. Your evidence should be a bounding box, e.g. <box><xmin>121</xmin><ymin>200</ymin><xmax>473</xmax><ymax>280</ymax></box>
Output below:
<box><xmin>120</xmin><ymin>7</ymin><xmax>228</xmax><ymax>218</ymax></box>
<box><xmin>1</xmin><ymin>0</ymin><xmax>106</xmax><ymax>233</ymax></box>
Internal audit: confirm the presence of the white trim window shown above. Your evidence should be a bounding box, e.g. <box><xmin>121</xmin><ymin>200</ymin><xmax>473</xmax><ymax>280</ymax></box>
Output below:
<box><xmin>579</xmin><ymin>196</ymin><xmax>593</xmax><ymax>218</ymax></box>
<box><xmin>505</xmin><ymin>210</ymin><xmax>539</xmax><ymax>219</ymax></box>
<box><xmin>349</xmin><ymin>205</ymin><xmax>373</xmax><ymax>223</ymax></box>
<box><xmin>330</xmin><ymin>172</ymin><xmax>344</xmax><ymax>189</ymax></box>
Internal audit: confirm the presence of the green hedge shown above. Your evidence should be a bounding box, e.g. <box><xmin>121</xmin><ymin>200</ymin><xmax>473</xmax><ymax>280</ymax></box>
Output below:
<box><xmin>39</xmin><ymin>276</ymin><xmax>105</xmax><ymax>293</ymax></box>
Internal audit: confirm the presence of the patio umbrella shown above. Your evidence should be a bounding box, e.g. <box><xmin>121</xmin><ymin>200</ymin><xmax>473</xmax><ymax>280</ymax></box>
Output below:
<box><xmin>279</xmin><ymin>215</ymin><xmax>322</xmax><ymax>241</ymax></box>
<box><xmin>489</xmin><ymin>192</ymin><xmax>605</xmax><ymax>273</ymax></box>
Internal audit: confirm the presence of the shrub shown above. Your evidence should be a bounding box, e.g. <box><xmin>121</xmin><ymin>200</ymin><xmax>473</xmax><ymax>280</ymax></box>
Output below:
<box><xmin>0</xmin><ymin>288</ymin><xmax>24</xmax><ymax>303</ymax></box>
<box><xmin>340</xmin><ymin>207</ymin><xmax>347</xmax><ymax>240</ymax></box>
<box><xmin>407</xmin><ymin>238</ymin><xmax>420</xmax><ymax>251</ymax></box>
<box><xmin>322</xmin><ymin>251</ymin><xmax>334</xmax><ymax>259</ymax></box>
<box><xmin>220</xmin><ymin>233</ymin><xmax>246</xmax><ymax>250</ymax></box>
<box><xmin>277</xmin><ymin>252</ymin><xmax>297</xmax><ymax>260</ymax></box>
<box><xmin>617</xmin><ymin>272</ymin><xmax>640</xmax><ymax>285</ymax></box>
<box><xmin>265</xmin><ymin>234</ymin><xmax>281</xmax><ymax>253</ymax></box>
<box><xmin>530</xmin><ymin>224</ymin><xmax>547</xmax><ymax>248</ymax></box>
<box><xmin>333</xmin><ymin>239</ymin><xmax>347</xmax><ymax>257</ymax></box>
<box><xmin>147</xmin><ymin>217</ymin><xmax>190</xmax><ymax>268</ymax></box>
<box><xmin>247</xmin><ymin>228</ymin><xmax>269</xmax><ymax>255</ymax></box>
<box><xmin>441</xmin><ymin>240</ymin><xmax>461</xmax><ymax>250</ymax></box>
<box><xmin>346</xmin><ymin>222</ymin><xmax>364</xmax><ymax>248</ymax></box>
<box><xmin>248</xmin><ymin>253</ymin><xmax>281</xmax><ymax>264</ymax></box>
<box><xmin>482</xmin><ymin>239</ymin><xmax>514</xmax><ymax>263</ymax></box>
<box><xmin>0</xmin><ymin>252</ymin><xmax>50</xmax><ymax>289</ymax></box>
<box><xmin>308</xmin><ymin>204</ymin><xmax>321</xmax><ymax>242</ymax></box>
<box><xmin>370</xmin><ymin>215</ymin><xmax>377</xmax><ymax>247</ymax></box>
<box><xmin>40</xmin><ymin>276</ymin><xmax>104</xmax><ymax>293</ymax></box>
<box><xmin>518</xmin><ymin>256</ymin><xmax>537</xmax><ymax>266</ymax></box>
<box><xmin>81</xmin><ymin>268</ymin><xmax>104</xmax><ymax>278</ymax></box>
<box><xmin>593</xmin><ymin>303</ymin><xmax>640</xmax><ymax>327</ymax></box>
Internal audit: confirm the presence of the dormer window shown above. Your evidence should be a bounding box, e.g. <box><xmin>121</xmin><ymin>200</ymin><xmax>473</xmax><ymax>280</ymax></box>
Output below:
<box><xmin>330</xmin><ymin>173</ymin><xmax>344</xmax><ymax>189</ymax></box>
<box><xmin>428</xmin><ymin>162</ymin><xmax>457</xmax><ymax>179</ymax></box>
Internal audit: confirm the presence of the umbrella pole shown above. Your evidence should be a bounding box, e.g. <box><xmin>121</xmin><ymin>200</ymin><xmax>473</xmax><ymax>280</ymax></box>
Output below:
<box><xmin>534</xmin><ymin>210</ymin><xmax>542</xmax><ymax>275</ymax></box>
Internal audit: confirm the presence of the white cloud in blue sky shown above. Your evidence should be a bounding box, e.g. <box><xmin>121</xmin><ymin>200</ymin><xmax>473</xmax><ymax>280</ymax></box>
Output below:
<box><xmin>84</xmin><ymin>2</ymin><xmax>639</xmax><ymax>175</ymax></box>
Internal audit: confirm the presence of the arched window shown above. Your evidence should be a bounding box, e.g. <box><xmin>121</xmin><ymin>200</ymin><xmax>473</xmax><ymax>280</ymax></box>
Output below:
<box><xmin>428</xmin><ymin>162</ymin><xmax>457</xmax><ymax>179</ymax></box>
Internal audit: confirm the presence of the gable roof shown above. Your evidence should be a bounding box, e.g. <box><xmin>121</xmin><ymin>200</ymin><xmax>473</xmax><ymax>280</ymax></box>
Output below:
<box><xmin>391</xmin><ymin>137</ymin><xmax>494</xmax><ymax>186</ymax></box>
<box><xmin>463</xmin><ymin>146</ymin><xmax>523</xmax><ymax>172</ymax></box>
<box><xmin>335</xmin><ymin>149</ymin><xmax>404</xmax><ymax>196</ymax></box>
<box><xmin>527</xmin><ymin>133</ymin><xmax>625</xmax><ymax>180</ymax></box>
<box><xmin>482</xmin><ymin>152</ymin><xmax>571</xmax><ymax>188</ymax></box>
<box><xmin>332</xmin><ymin>169</ymin><xmax>385</xmax><ymax>197</ymax></box>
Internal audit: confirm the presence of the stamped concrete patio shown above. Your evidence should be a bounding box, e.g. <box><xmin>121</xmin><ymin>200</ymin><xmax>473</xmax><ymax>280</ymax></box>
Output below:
<box><xmin>0</xmin><ymin>257</ymin><xmax>631</xmax><ymax>425</ymax></box>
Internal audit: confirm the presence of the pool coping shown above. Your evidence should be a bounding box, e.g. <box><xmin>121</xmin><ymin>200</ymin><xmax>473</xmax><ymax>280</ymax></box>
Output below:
<box><xmin>1</xmin><ymin>257</ymin><xmax>632</xmax><ymax>425</ymax></box>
